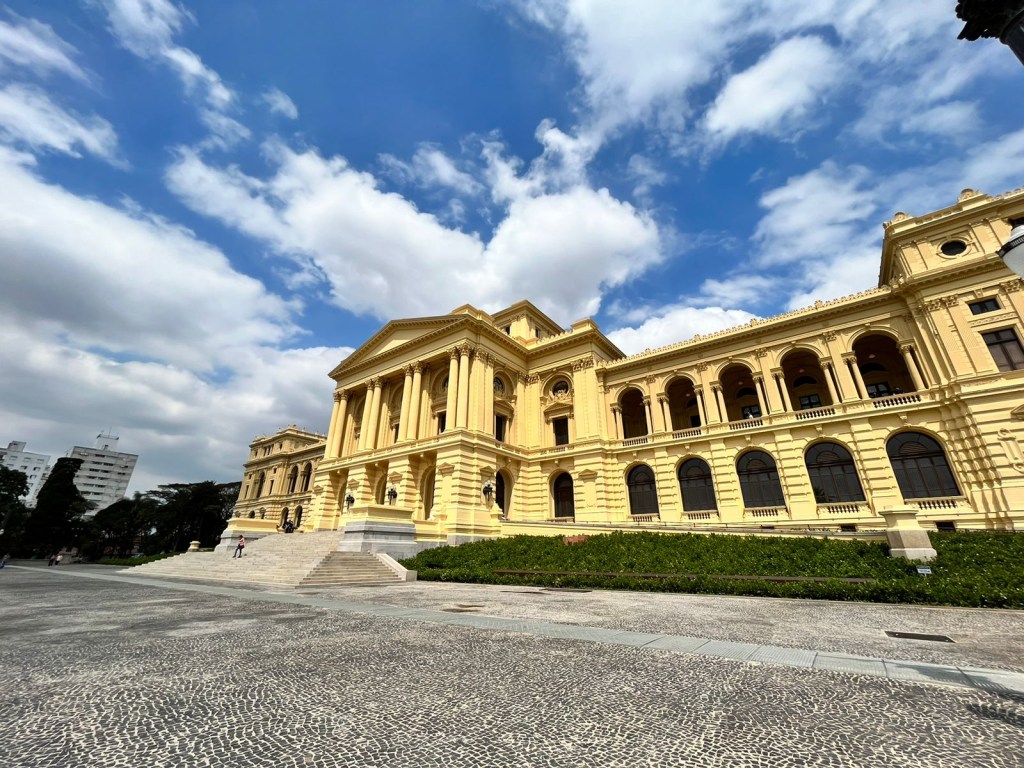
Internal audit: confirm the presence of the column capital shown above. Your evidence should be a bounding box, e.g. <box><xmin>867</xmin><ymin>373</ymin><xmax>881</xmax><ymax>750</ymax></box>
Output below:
<box><xmin>610</xmin><ymin>403</ymin><xmax>622</xmax><ymax>413</ymax></box>
<box><xmin>642</xmin><ymin>395</ymin><xmax>652</xmax><ymax>406</ymax></box>
<box><xmin>752</xmin><ymin>373</ymin><xmax>763</xmax><ymax>383</ymax></box>
<box><xmin>413</xmin><ymin>361</ymin><xmax>425</xmax><ymax>373</ymax></box>
<box><xmin>404</xmin><ymin>365</ymin><xmax>415</xmax><ymax>376</ymax></box>
<box><xmin>449</xmin><ymin>346</ymin><xmax>461</xmax><ymax>360</ymax></box>
<box><xmin>711</xmin><ymin>382</ymin><xmax>722</xmax><ymax>392</ymax></box>
<box><xmin>368</xmin><ymin>377</ymin><xmax>382</xmax><ymax>389</ymax></box>
<box><xmin>840</xmin><ymin>352</ymin><xmax>858</xmax><ymax>362</ymax></box>
<box><xmin>819</xmin><ymin>358</ymin><xmax>834</xmax><ymax>370</ymax></box>
<box><xmin>771</xmin><ymin>367</ymin><xmax>784</xmax><ymax>377</ymax></box>
<box><xmin>333</xmin><ymin>389</ymin><xmax>348</xmax><ymax>402</ymax></box>
<box><xmin>899</xmin><ymin>343</ymin><xmax>915</xmax><ymax>354</ymax></box>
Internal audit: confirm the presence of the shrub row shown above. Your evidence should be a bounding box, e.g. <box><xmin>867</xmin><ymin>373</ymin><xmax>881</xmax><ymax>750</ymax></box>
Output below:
<box><xmin>401</xmin><ymin>531</ymin><xmax>1024</xmax><ymax>608</ymax></box>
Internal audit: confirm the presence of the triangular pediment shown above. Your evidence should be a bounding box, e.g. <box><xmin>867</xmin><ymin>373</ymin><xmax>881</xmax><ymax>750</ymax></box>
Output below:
<box><xmin>329</xmin><ymin>315</ymin><xmax>467</xmax><ymax>378</ymax></box>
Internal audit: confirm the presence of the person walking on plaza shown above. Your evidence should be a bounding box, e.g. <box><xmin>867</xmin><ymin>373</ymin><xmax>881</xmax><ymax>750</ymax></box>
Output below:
<box><xmin>0</xmin><ymin>553</ymin><xmax>8</xmax><ymax>569</ymax></box>
<box><xmin>233</xmin><ymin>536</ymin><xmax>246</xmax><ymax>558</ymax></box>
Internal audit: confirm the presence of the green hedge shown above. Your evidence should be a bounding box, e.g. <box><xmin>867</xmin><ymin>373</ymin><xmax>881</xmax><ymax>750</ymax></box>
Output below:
<box><xmin>400</xmin><ymin>531</ymin><xmax>1024</xmax><ymax>608</ymax></box>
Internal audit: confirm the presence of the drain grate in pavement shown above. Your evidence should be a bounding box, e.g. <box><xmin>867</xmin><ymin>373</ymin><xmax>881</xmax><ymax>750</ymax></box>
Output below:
<box><xmin>885</xmin><ymin>631</ymin><xmax>954</xmax><ymax>643</ymax></box>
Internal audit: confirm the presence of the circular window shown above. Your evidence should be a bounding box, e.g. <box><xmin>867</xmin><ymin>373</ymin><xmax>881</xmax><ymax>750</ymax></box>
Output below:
<box><xmin>940</xmin><ymin>239</ymin><xmax>967</xmax><ymax>256</ymax></box>
<box><xmin>552</xmin><ymin>380</ymin><xmax>570</xmax><ymax>396</ymax></box>
<box><xmin>493</xmin><ymin>377</ymin><xmax>505</xmax><ymax>395</ymax></box>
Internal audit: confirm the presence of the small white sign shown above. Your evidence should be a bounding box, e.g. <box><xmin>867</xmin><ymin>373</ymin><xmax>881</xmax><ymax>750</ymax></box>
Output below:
<box><xmin>916</xmin><ymin>566</ymin><xmax>932</xmax><ymax>576</ymax></box>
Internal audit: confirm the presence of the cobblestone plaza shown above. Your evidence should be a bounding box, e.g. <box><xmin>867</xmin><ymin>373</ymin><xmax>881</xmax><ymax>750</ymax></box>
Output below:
<box><xmin>2</xmin><ymin>565</ymin><xmax>1023</xmax><ymax>767</ymax></box>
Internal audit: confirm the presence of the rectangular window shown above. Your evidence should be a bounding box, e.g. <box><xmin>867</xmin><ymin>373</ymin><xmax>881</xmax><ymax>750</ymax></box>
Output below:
<box><xmin>798</xmin><ymin>394</ymin><xmax>822</xmax><ymax>410</ymax></box>
<box><xmin>494</xmin><ymin>415</ymin><xmax>507</xmax><ymax>442</ymax></box>
<box><xmin>935</xmin><ymin>520</ymin><xmax>956</xmax><ymax>532</ymax></box>
<box><xmin>865</xmin><ymin>381</ymin><xmax>892</xmax><ymax>398</ymax></box>
<box><xmin>437</xmin><ymin>412</ymin><xmax>447</xmax><ymax>434</ymax></box>
<box><xmin>740</xmin><ymin>405</ymin><xmax>762</xmax><ymax>419</ymax></box>
<box><xmin>968</xmin><ymin>297</ymin><xmax>1000</xmax><ymax>315</ymax></box>
<box><xmin>982</xmin><ymin>328</ymin><xmax>1024</xmax><ymax>371</ymax></box>
<box><xmin>553</xmin><ymin>417</ymin><xmax>569</xmax><ymax>446</ymax></box>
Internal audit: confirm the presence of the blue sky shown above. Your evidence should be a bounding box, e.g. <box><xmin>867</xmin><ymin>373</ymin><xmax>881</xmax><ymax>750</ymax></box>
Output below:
<box><xmin>2</xmin><ymin>0</ymin><xmax>1023</xmax><ymax>493</ymax></box>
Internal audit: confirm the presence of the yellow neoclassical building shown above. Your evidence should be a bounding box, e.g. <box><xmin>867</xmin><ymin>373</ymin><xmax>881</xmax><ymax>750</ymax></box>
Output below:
<box><xmin>226</xmin><ymin>187</ymin><xmax>1024</xmax><ymax>552</ymax></box>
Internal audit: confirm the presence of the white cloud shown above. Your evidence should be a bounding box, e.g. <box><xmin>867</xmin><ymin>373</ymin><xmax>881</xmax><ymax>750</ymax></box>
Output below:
<box><xmin>626</xmin><ymin>154</ymin><xmax>668</xmax><ymax>200</ymax></box>
<box><xmin>262</xmin><ymin>87</ymin><xmax>298</xmax><ymax>119</ymax></box>
<box><xmin>0</xmin><ymin>15</ymin><xmax>88</xmax><ymax>81</ymax></box>
<box><xmin>704</xmin><ymin>36</ymin><xmax>840</xmax><ymax>144</ymax></box>
<box><xmin>380</xmin><ymin>144</ymin><xmax>482</xmax><ymax>196</ymax></box>
<box><xmin>166</xmin><ymin>138</ymin><xmax>663</xmax><ymax>325</ymax></box>
<box><xmin>608</xmin><ymin>305</ymin><xmax>758</xmax><ymax>355</ymax></box>
<box><xmin>0</xmin><ymin>146</ymin><xmax>298</xmax><ymax>371</ymax></box>
<box><xmin>99</xmin><ymin>0</ymin><xmax>189</xmax><ymax>57</ymax></box>
<box><xmin>0</xmin><ymin>84</ymin><xmax>120</xmax><ymax>163</ymax></box>
<box><xmin>754</xmin><ymin>162</ymin><xmax>877</xmax><ymax>267</ymax></box>
<box><xmin>0</xmin><ymin>322</ymin><xmax>349</xmax><ymax>492</ymax></box>
<box><xmin>98</xmin><ymin>0</ymin><xmax>240</xmax><ymax>144</ymax></box>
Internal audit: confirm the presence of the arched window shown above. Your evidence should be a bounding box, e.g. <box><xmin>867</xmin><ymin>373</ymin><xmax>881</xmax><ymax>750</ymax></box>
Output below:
<box><xmin>627</xmin><ymin>465</ymin><xmax>660</xmax><ymax>517</ymax></box>
<box><xmin>300</xmin><ymin>463</ymin><xmax>312</xmax><ymax>492</ymax></box>
<box><xmin>553</xmin><ymin>473</ymin><xmax>574</xmax><ymax>519</ymax></box>
<box><xmin>295</xmin><ymin>506</ymin><xmax>303</xmax><ymax>527</ymax></box>
<box><xmin>255</xmin><ymin>472</ymin><xmax>266</xmax><ymax>498</ymax></box>
<box><xmin>887</xmin><ymin>432</ymin><xmax>960</xmax><ymax>499</ymax></box>
<box><xmin>805</xmin><ymin>443</ymin><xmax>865</xmax><ymax>503</ymax></box>
<box><xmin>280</xmin><ymin>507</ymin><xmax>289</xmax><ymax>526</ymax></box>
<box><xmin>737</xmin><ymin>451</ymin><xmax>786</xmax><ymax>508</ymax></box>
<box><xmin>678</xmin><ymin>458</ymin><xmax>717</xmax><ymax>512</ymax></box>
<box><xmin>495</xmin><ymin>471</ymin><xmax>510</xmax><ymax>517</ymax></box>
<box><xmin>287</xmin><ymin>466</ymin><xmax>298</xmax><ymax>494</ymax></box>
<box><xmin>552</xmin><ymin>380</ymin><xmax>570</xmax><ymax>396</ymax></box>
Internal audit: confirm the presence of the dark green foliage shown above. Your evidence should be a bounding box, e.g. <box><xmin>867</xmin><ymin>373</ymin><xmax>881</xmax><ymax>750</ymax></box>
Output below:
<box><xmin>23</xmin><ymin>458</ymin><xmax>91</xmax><ymax>556</ymax></box>
<box><xmin>401</xmin><ymin>531</ymin><xmax>1024</xmax><ymax>608</ymax></box>
<box><xmin>0</xmin><ymin>466</ymin><xmax>29</xmax><ymax>556</ymax></box>
<box><xmin>145</xmin><ymin>481</ymin><xmax>241</xmax><ymax>552</ymax></box>
<box><xmin>82</xmin><ymin>493</ymin><xmax>161</xmax><ymax>559</ymax></box>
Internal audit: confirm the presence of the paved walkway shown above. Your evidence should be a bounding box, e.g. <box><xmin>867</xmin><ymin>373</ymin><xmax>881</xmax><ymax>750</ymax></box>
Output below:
<box><xmin>27</xmin><ymin>565</ymin><xmax>1024</xmax><ymax>696</ymax></box>
<box><xmin>3</xmin><ymin>565</ymin><xmax>1023</xmax><ymax>767</ymax></box>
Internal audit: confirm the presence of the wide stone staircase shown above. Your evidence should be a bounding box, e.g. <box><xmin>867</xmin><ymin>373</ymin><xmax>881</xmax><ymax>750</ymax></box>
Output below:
<box><xmin>125</xmin><ymin>532</ymin><xmax>410</xmax><ymax>589</ymax></box>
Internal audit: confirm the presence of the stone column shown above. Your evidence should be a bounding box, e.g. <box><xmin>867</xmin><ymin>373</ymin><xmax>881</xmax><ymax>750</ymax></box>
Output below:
<box><xmin>365</xmin><ymin>378</ymin><xmax>383</xmax><ymax>450</ymax></box>
<box><xmin>642</xmin><ymin>396</ymin><xmax>654</xmax><ymax>435</ymax></box>
<box><xmin>611</xmin><ymin>404</ymin><xmax>623</xmax><ymax>440</ymax></box>
<box><xmin>712</xmin><ymin>384</ymin><xmax>726</xmax><ymax>423</ymax></box>
<box><xmin>694</xmin><ymin>386</ymin><xmax>708</xmax><ymax>426</ymax></box>
<box><xmin>772</xmin><ymin>370</ymin><xmax>793</xmax><ymax>412</ymax></box>
<box><xmin>407</xmin><ymin>363</ymin><xmax>424</xmax><ymax>441</ymax></box>
<box><xmin>397</xmin><ymin>366</ymin><xmax>414</xmax><ymax>441</ymax></box>
<box><xmin>483</xmin><ymin>353</ymin><xmax>495</xmax><ymax>437</ymax></box>
<box><xmin>820</xmin><ymin>361</ymin><xmax>840</xmax><ymax>405</ymax></box>
<box><xmin>357</xmin><ymin>383</ymin><xmax>374</xmax><ymax>451</ymax></box>
<box><xmin>752</xmin><ymin>374</ymin><xmax>768</xmax><ymax>416</ymax></box>
<box><xmin>844</xmin><ymin>355</ymin><xmax>867</xmax><ymax>399</ymax></box>
<box><xmin>456</xmin><ymin>346</ymin><xmax>472</xmax><ymax>429</ymax></box>
<box><xmin>901</xmin><ymin>344</ymin><xmax>927</xmax><ymax>391</ymax></box>
<box><xmin>331</xmin><ymin>390</ymin><xmax>349</xmax><ymax>458</ymax></box>
<box><xmin>657</xmin><ymin>395</ymin><xmax>670</xmax><ymax>432</ymax></box>
<box><xmin>325</xmin><ymin>391</ymin><xmax>343</xmax><ymax>459</ymax></box>
<box><xmin>445</xmin><ymin>349</ymin><xmax>460</xmax><ymax>428</ymax></box>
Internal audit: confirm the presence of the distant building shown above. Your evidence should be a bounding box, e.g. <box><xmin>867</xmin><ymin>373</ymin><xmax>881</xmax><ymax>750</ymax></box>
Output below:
<box><xmin>69</xmin><ymin>433</ymin><xmax>138</xmax><ymax>514</ymax></box>
<box><xmin>0</xmin><ymin>441</ymin><xmax>51</xmax><ymax>504</ymax></box>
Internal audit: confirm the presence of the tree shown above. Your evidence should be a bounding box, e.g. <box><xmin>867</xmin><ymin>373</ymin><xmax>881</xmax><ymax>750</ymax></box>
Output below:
<box><xmin>0</xmin><ymin>466</ymin><xmax>29</xmax><ymax>556</ymax></box>
<box><xmin>82</xmin><ymin>493</ymin><xmax>160</xmax><ymax>559</ymax></box>
<box><xmin>147</xmin><ymin>481</ymin><xmax>241</xmax><ymax>552</ymax></box>
<box><xmin>24</xmin><ymin>458</ymin><xmax>91</xmax><ymax>556</ymax></box>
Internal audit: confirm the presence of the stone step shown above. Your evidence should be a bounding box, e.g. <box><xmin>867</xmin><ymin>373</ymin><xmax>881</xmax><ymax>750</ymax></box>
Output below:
<box><xmin>127</xmin><ymin>532</ymin><xmax>411</xmax><ymax>589</ymax></box>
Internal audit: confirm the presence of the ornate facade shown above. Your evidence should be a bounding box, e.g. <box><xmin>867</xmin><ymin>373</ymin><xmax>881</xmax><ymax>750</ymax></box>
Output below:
<box><xmin>226</xmin><ymin>188</ymin><xmax>1024</xmax><ymax>547</ymax></box>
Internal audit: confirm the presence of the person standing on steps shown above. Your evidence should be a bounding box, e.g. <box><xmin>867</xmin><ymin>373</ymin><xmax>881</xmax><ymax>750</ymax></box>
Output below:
<box><xmin>233</xmin><ymin>535</ymin><xmax>246</xmax><ymax>558</ymax></box>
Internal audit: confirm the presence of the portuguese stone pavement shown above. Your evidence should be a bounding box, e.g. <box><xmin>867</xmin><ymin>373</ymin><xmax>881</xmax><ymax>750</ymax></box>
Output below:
<box><xmin>1</xmin><ymin>564</ymin><xmax>1022</xmax><ymax>767</ymax></box>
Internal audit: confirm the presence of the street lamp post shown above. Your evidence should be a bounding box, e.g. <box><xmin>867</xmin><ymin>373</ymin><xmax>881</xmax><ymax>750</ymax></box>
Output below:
<box><xmin>957</xmin><ymin>1</ymin><xmax>1024</xmax><ymax>65</ymax></box>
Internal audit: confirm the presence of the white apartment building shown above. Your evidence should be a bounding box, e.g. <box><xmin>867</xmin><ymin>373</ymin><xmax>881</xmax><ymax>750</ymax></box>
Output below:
<box><xmin>69</xmin><ymin>433</ymin><xmax>138</xmax><ymax>514</ymax></box>
<box><xmin>0</xmin><ymin>441</ymin><xmax>51</xmax><ymax>504</ymax></box>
